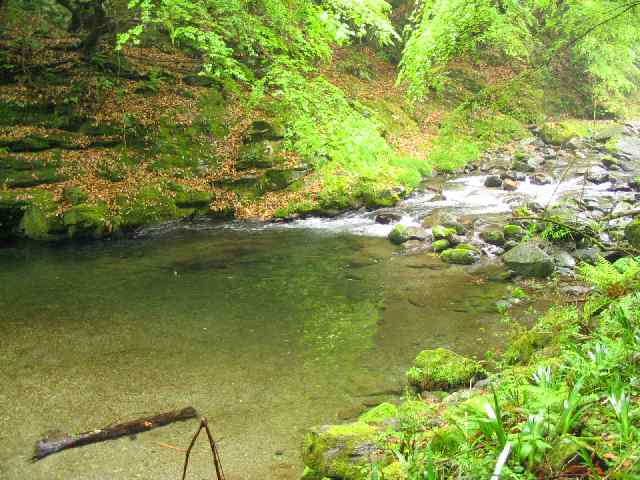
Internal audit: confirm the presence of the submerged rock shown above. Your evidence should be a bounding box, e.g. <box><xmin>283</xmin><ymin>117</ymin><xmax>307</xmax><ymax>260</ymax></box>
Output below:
<box><xmin>375</xmin><ymin>212</ymin><xmax>401</xmax><ymax>224</ymax></box>
<box><xmin>502</xmin><ymin>241</ymin><xmax>554</xmax><ymax>277</ymax></box>
<box><xmin>407</xmin><ymin>348</ymin><xmax>485</xmax><ymax>391</ymax></box>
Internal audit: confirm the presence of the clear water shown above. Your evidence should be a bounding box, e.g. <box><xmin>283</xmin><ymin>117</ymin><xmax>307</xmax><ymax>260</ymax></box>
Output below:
<box><xmin>0</xmin><ymin>228</ymin><xmax>510</xmax><ymax>480</ymax></box>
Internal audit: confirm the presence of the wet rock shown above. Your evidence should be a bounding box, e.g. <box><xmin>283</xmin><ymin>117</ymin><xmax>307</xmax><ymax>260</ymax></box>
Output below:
<box><xmin>375</xmin><ymin>212</ymin><xmax>401</xmax><ymax>224</ymax></box>
<box><xmin>502</xmin><ymin>241</ymin><xmax>554</xmax><ymax>277</ymax></box>
<box><xmin>560</xmin><ymin>285</ymin><xmax>592</xmax><ymax>297</ymax></box>
<box><xmin>501</xmin><ymin>171</ymin><xmax>526</xmax><ymax>181</ymax></box>
<box><xmin>503</xmin><ymin>240</ymin><xmax>518</xmax><ymax>251</ymax></box>
<box><xmin>625</xmin><ymin>220</ymin><xmax>640</xmax><ymax>249</ymax></box>
<box><xmin>503</xmin><ymin>179</ymin><xmax>519</xmax><ymax>191</ymax></box>
<box><xmin>585</xmin><ymin>169</ymin><xmax>610</xmax><ymax>185</ymax></box>
<box><xmin>601</xmin><ymin>155</ymin><xmax>624</xmax><ymax>171</ymax></box>
<box><xmin>407</xmin><ymin>348</ymin><xmax>486</xmax><ymax>391</ymax></box>
<box><xmin>440</xmin><ymin>248</ymin><xmax>480</xmax><ymax>265</ymax></box>
<box><xmin>512</xmin><ymin>158</ymin><xmax>536</xmax><ymax>173</ymax></box>
<box><xmin>530</xmin><ymin>173</ymin><xmax>552</xmax><ymax>185</ymax></box>
<box><xmin>484</xmin><ymin>175</ymin><xmax>502</xmax><ymax>188</ymax></box>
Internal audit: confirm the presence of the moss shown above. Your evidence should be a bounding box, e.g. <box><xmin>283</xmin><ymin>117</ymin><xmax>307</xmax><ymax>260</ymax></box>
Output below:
<box><xmin>432</xmin><ymin>239</ymin><xmax>450</xmax><ymax>252</ymax></box>
<box><xmin>407</xmin><ymin>348</ymin><xmax>485</xmax><ymax>391</ymax></box>
<box><xmin>173</xmin><ymin>189</ymin><xmax>214</xmax><ymax>208</ymax></box>
<box><xmin>625</xmin><ymin>220</ymin><xmax>640</xmax><ymax>249</ymax></box>
<box><xmin>236</xmin><ymin>141</ymin><xmax>285</xmax><ymax>170</ymax></box>
<box><xmin>0</xmin><ymin>191</ymin><xmax>30</xmax><ymax>239</ymax></box>
<box><xmin>302</xmin><ymin>422</ymin><xmax>384</xmax><ymax>480</ymax></box>
<box><xmin>480</xmin><ymin>229</ymin><xmax>505</xmax><ymax>246</ymax></box>
<box><xmin>63</xmin><ymin>203</ymin><xmax>110</xmax><ymax>239</ymax></box>
<box><xmin>503</xmin><ymin>224</ymin><xmax>525</xmax><ymax>240</ymax></box>
<box><xmin>361</xmin><ymin>188</ymin><xmax>402</xmax><ymax>208</ymax></box>
<box><xmin>388</xmin><ymin>224</ymin><xmax>410</xmax><ymax>245</ymax></box>
<box><xmin>440</xmin><ymin>248</ymin><xmax>480</xmax><ymax>265</ymax></box>
<box><xmin>117</xmin><ymin>185</ymin><xmax>179</xmax><ymax>229</ymax></box>
<box><xmin>0</xmin><ymin>167</ymin><xmax>66</xmax><ymax>188</ymax></box>
<box><xmin>18</xmin><ymin>191</ymin><xmax>65</xmax><ymax>241</ymax></box>
<box><xmin>359</xmin><ymin>403</ymin><xmax>398</xmax><ymax>425</ymax></box>
<box><xmin>502</xmin><ymin>329</ymin><xmax>552</xmax><ymax>365</ymax></box>
<box><xmin>432</xmin><ymin>225</ymin><xmax>456</xmax><ymax>241</ymax></box>
<box><xmin>539</xmin><ymin>122</ymin><xmax>578</xmax><ymax>145</ymax></box>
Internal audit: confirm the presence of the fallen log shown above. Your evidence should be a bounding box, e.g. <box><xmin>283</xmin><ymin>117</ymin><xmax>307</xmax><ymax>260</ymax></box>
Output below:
<box><xmin>33</xmin><ymin>406</ymin><xmax>198</xmax><ymax>461</ymax></box>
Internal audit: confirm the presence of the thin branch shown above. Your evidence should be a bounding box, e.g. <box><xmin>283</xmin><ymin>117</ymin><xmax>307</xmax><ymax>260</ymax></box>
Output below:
<box><xmin>182</xmin><ymin>417</ymin><xmax>225</xmax><ymax>480</ymax></box>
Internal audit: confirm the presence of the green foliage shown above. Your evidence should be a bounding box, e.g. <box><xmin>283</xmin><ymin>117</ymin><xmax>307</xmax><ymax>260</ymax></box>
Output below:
<box><xmin>399</xmin><ymin>0</ymin><xmax>640</xmax><ymax>112</ymax></box>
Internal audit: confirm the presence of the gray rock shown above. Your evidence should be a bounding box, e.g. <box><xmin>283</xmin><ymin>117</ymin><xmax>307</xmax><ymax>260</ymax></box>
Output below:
<box><xmin>553</xmin><ymin>250</ymin><xmax>576</xmax><ymax>269</ymax></box>
<box><xmin>585</xmin><ymin>169</ymin><xmax>610</xmax><ymax>184</ymax></box>
<box><xmin>573</xmin><ymin>247</ymin><xmax>601</xmax><ymax>265</ymax></box>
<box><xmin>484</xmin><ymin>175</ymin><xmax>503</xmax><ymax>188</ymax></box>
<box><xmin>530</xmin><ymin>173</ymin><xmax>552</xmax><ymax>185</ymax></box>
<box><xmin>375</xmin><ymin>212</ymin><xmax>401</xmax><ymax>224</ymax></box>
<box><xmin>502</xmin><ymin>241</ymin><xmax>555</xmax><ymax>277</ymax></box>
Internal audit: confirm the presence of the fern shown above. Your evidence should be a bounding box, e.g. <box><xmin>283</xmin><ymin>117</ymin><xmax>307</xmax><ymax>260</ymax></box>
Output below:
<box><xmin>578</xmin><ymin>256</ymin><xmax>640</xmax><ymax>295</ymax></box>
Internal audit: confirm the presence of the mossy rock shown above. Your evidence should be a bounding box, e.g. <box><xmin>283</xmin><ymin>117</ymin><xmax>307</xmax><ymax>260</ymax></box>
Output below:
<box><xmin>625</xmin><ymin>220</ymin><xmax>640</xmax><ymax>249</ymax></box>
<box><xmin>236</xmin><ymin>140</ymin><xmax>286</xmax><ymax>170</ymax></box>
<box><xmin>117</xmin><ymin>186</ymin><xmax>179</xmax><ymax>229</ymax></box>
<box><xmin>260</xmin><ymin>168</ymin><xmax>308</xmax><ymax>192</ymax></box>
<box><xmin>440</xmin><ymin>248</ymin><xmax>480</xmax><ymax>265</ymax></box>
<box><xmin>0</xmin><ymin>167</ymin><xmax>66</xmax><ymax>188</ymax></box>
<box><xmin>407</xmin><ymin>348</ymin><xmax>485</xmax><ymax>391</ymax></box>
<box><xmin>432</xmin><ymin>225</ymin><xmax>456</xmax><ymax>241</ymax></box>
<box><xmin>388</xmin><ymin>224</ymin><xmax>410</xmax><ymax>245</ymax></box>
<box><xmin>480</xmin><ymin>228</ymin><xmax>505</xmax><ymax>246</ymax></box>
<box><xmin>302</xmin><ymin>422</ymin><xmax>386</xmax><ymax>480</ymax></box>
<box><xmin>243</xmin><ymin>120</ymin><xmax>286</xmax><ymax>143</ymax></box>
<box><xmin>63</xmin><ymin>204</ymin><xmax>111</xmax><ymax>239</ymax></box>
<box><xmin>503</xmin><ymin>224</ymin><xmax>525</xmax><ymax>240</ymax></box>
<box><xmin>173</xmin><ymin>189</ymin><xmax>214</xmax><ymax>208</ymax></box>
<box><xmin>539</xmin><ymin>123</ymin><xmax>577</xmax><ymax>146</ymax></box>
<box><xmin>18</xmin><ymin>192</ymin><xmax>65</xmax><ymax>241</ymax></box>
<box><xmin>358</xmin><ymin>403</ymin><xmax>398</xmax><ymax>426</ymax></box>
<box><xmin>432</xmin><ymin>239</ymin><xmax>450</xmax><ymax>252</ymax></box>
<box><xmin>361</xmin><ymin>188</ymin><xmax>402</xmax><ymax>208</ymax></box>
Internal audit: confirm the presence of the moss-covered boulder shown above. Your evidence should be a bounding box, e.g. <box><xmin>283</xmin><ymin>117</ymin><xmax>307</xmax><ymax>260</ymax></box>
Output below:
<box><xmin>260</xmin><ymin>168</ymin><xmax>307</xmax><ymax>191</ymax></box>
<box><xmin>441</xmin><ymin>248</ymin><xmax>480</xmax><ymax>265</ymax></box>
<box><xmin>539</xmin><ymin>123</ymin><xmax>577</xmax><ymax>146</ymax></box>
<box><xmin>388</xmin><ymin>224</ymin><xmax>410</xmax><ymax>244</ymax></box>
<box><xmin>173</xmin><ymin>189</ymin><xmax>214</xmax><ymax>209</ymax></box>
<box><xmin>432</xmin><ymin>239</ymin><xmax>450</xmax><ymax>252</ymax></box>
<box><xmin>625</xmin><ymin>220</ymin><xmax>640</xmax><ymax>249</ymax></box>
<box><xmin>0</xmin><ymin>191</ymin><xmax>29</xmax><ymax>239</ymax></box>
<box><xmin>302</xmin><ymin>422</ymin><xmax>386</xmax><ymax>480</ymax></box>
<box><xmin>480</xmin><ymin>228</ymin><xmax>505</xmax><ymax>246</ymax></box>
<box><xmin>407</xmin><ymin>348</ymin><xmax>485</xmax><ymax>391</ymax></box>
<box><xmin>432</xmin><ymin>225</ymin><xmax>456</xmax><ymax>241</ymax></box>
<box><xmin>63</xmin><ymin>204</ymin><xmax>110</xmax><ymax>239</ymax></box>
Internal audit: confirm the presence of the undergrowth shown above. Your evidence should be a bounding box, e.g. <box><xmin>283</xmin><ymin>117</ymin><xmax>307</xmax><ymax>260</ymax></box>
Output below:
<box><xmin>365</xmin><ymin>256</ymin><xmax>640</xmax><ymax>479</ymax></box>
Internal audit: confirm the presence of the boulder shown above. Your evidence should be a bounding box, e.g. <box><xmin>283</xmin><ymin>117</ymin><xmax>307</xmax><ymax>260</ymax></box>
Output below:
<box><xmin>484</xmin><ymin>175</ymin><xmax>502</xmax><ymax>188</ymax></box>
<box><xmin>585</xmin><ymin>169</ymin><xmax>610</xmax><ymax>185</ymax></box>
<box><xmin>407</xmin><ymin>348</ymin><xmax>485</xmax><ymax>391</ymax></box>
<box><xmin>503</xmin><ymin>224</ymin><xmax>525</xmax><ymax>240</ymax></box>
<box><xmin>236</xmin><ymin>140</ymin><xmax>285</xmax><ymax>170</ymax></box>
<box><xmin>539</xmin><ymin>123</ymin><xmax>577</xmax><ymax>146</ymax></box>
<box><xmin>502</xmin><ymin>241</ymin><xmax>554</xmax><ymax>277</ymax></box>
<box><xmin>440</xmin><ymin>248</ymin><xmax>480</xmax><ymax>265</ymax></box>
<box><xmin>63</xmin><ymin>204</ymin><xmax>110</xmax><ymax>239</ymax></box>
<box><xmin>388</xmin><ymin>224</ymin><xmax>411</xmax><ymax>244</ymax></box>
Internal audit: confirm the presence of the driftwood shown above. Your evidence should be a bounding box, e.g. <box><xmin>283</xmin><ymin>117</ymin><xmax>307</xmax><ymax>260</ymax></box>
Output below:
<box><xmin>182</xmin><ymin>417</ymin><xmax>225</xmax><ymax>480</ymax></box>
<box><xmin>33</xmin><ymin>406</ymin><xmax>198</xmax><ymax>461</ymax></box>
